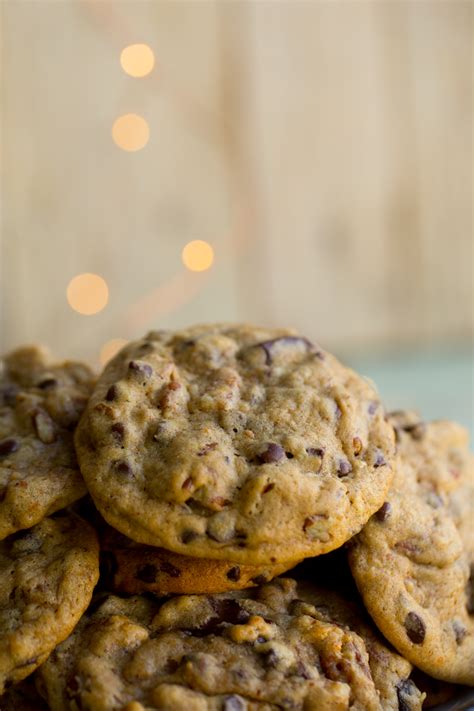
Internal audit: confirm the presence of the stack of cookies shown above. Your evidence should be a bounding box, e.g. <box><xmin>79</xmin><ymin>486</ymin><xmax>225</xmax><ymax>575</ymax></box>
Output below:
<box><xmin>0</xmin><ymin>325</ymin><xmax>472</xmax><ymax>711</ymax></box>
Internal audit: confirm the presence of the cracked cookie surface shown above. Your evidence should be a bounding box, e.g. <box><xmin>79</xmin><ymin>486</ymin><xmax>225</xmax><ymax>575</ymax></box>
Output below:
<box><xmin>349</xmin><ymin>413</ymin><xmax>474</xmax><ymax>685</ymax></box>
<box><xmin>0</xmin><ymin>346</ymin><xmax>94</xmax><ymax>540</ymax></box>
<box><xmin>75</xmin><ymin>324</ymin><xmax>395</xmax><ymax>565</ymax></box>
<box><xmin>0</xmin><ymin>513</ymin><xmax>99</xmax><ymax>692</ymax></box>
<box><xmin>38</xmin><ymin>577</ymin><xmax>422</xmax><ymax>711</ymax></box>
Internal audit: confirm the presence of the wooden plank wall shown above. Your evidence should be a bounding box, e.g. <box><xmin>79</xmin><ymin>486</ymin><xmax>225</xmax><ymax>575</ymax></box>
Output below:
<box><xmin>1</xmin><ymin>0</ymin><xmax>472</xmax><ymax>364</ymax></box>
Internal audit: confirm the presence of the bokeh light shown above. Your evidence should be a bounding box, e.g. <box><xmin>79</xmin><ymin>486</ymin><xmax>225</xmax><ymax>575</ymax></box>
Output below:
<box><xmin>120</xmin><ymin>44</ymin><xmax>155</xmax><ymax>78</ymax></box>
<box><xmin>181</xmin><ymin>240</ymin><xmax>214</xmax><ymax>272</ymax></box>
<box><xmin>112</xmin><ymin>114</ymin><xmax>149</xmax><ymax>151</ymax></box>
<box><xmin>100</xmin><ymin>338</ymin><xmax>128</xmax><ymax>365</ymax></box>
<box><xmin>66</xmin><ymin>273</ymin><xmax>109</xmax><ymax>315</ymax></box>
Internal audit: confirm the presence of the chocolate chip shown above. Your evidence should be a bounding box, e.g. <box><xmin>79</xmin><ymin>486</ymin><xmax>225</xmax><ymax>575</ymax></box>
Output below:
<box><xmin>191</xmin><ymin>599</ymin><xmax>250</xmax><ymax>637</ymax></box>
<box><xmin>198</xmin><ymin>442</ymin><xmax>218</xmax><ymax>456</ymax></box>
<box><xmin>255</xmin><ymin>336</ymin><xmax>318</xmax><ymax>365</ymax></box>
<box><xmin>396</xmin><ymin>679</ymin><xmax>418</xmax><ymax>711</ymax></box>
<box><xmin>452</xmin><ymin>619</ymin><xmax>467</xmax><ymax>644</ymax></box>
<box><xmin>373</xmin><ymin>450</ymin><xmax>386</xmax><ymax>468</ymax></box>
<box><xmin>337</xmin><ymin>459</ymin><xmax>352</xmax><ymax>476</ymax></box>
<box><xmin>375</xmin><ymin>501</ymin><xmax>392</xmax><ymax>522</ymax></box>
<box><xmin>113</xmin><ymin>460</ymin><xmax>133</xmax><ymax>476</ymax></box>
<box><xmin>264</xmin><ymin>650</ymin><xmax>279</xmax><ymax>668</ymax></box>
<box><xmin>352</xmin><ymin>437</ymin><xmax>363</xmax><ymax>455</ymax></box>
<box><xmin>257</xmin><ymin>443</ymin><xmax>285</xmax><ymax>464</ymax></box>
<box><xmin>306</xmin><ymin>447</ymin><xmax>324</xmax><ymax>457</ymax></box>
<box><xmin>181</xmin><ymin>530</ymin><xmax>199</xmax><ymax>544</ymax></box>
<box><xmin>404</xmin><ymin>612</ymin><xmax>426</xmax><ymax>644</ymax></box>
<box><xmin>128</xmin><ymin>361</ymin><xmax>153</xmax><ymax>378</ymax></box>
<box><xmin>251</xmin><ymin>575</ymin><xmax>268</xmax><ymax>586</ymax></box>
<box><xmin>226</xmin><ymin>566</ymin><xmax>241</xmax><ymax>582</ymax></box>
<box><xmin>285</xmin><ymin>451</ymin><xmax>294</xmax><ymax>459</ymax></box>
<box><xmin>137</xmin><ymin>564</ymin><xmax>158</xmax><ymax>583</ymax></box>
<box><xmin>37</xmin><ymin>377</ymin><xmax>57</xmax><ymax>389</ymax></box>
<box><xmin>0</xmin><ymin>438</ymin><xmax>19</xmax><ymax>457</ymax></box>
<box><xmin>467</xmin><ymin>565</ymin><xmax>474</xmax><ymax>614</ymax></box>
<box><xmin>182</xmin><ymin>477</ymin><xmax>194</xmax><ymax>491</ymax></box>
<box><xmin>223</xmin><ymin>696</ymin><xmax>246</xmax><ymax>711</ymax></box>
<box><xmin>105</xmin><ymin>385</ymin><xmax>117</xmax><ymax>401</ymax></box>
<box><xmin>403</xmin><ymin>422</ymin><xmax>426</xmax><ymax>440</ymax></box>
<box><xmin>368</xmin><ymin>401</ymin><xmax>378</xmax><ymax>415</ymax></box>
<box><xmin>262</xmin><ymin>482</ymin><xmax>275</xmax><ymax>494</ymax></box>
<box><xmin>111</xmin><ymin>422</ymin><xmax>125</xmax><ymax>442</ymax></box>
<box><xmin>296</xmin><ymin>661</ymin><xmax>311</xmax><ymax>679</ymax></box>
<box><xmin>0</xmin><ymin>384</ymin><xmax>18</xmax><ymax>406</ymax></box>
<box><xmin>160</xmin><ymin>561</ymin><xmax>181</xmax><ymax>578</ymax></box>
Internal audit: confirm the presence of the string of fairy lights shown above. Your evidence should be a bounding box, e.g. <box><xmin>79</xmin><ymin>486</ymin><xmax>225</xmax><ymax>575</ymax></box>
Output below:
<box><xmin>65</xmin><ymin>43</ymin><xmax>215</xmax><ymax>364</ymax></box>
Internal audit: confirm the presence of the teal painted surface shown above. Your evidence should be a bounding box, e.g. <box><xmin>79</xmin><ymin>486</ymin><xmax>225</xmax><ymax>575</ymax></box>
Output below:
<box><xmin>349</xmin><ymin>350</ymin><xmax>474</xmax><ymax>442</ymax></box>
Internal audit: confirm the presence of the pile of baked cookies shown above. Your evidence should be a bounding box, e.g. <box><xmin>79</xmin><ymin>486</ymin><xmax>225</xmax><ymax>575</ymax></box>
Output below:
<box><xmin>0</xmin><ymin>324</ymin><xmax>472</xmax><ymax>711</ymax></box>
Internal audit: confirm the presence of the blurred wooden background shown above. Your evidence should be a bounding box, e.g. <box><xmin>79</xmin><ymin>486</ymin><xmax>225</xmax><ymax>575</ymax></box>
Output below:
<box><xmin>1</xmin><ymin>0</ymin><xmax>472</xmax><ymax>365</ymax></box>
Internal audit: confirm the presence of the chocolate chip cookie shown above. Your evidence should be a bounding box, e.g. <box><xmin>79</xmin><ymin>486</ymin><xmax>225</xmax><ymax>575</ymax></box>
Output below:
<box><xmin>100</xmin><ymin>524</ymin><xmax>301</xmax><ymax>595</ymax></box>
<box><xmin>0</xmin><ymin>513</ymin><xmax>99</xmax><ymax>692</ymax></box>
<box><xmin>38</xmin><ymin>577</ymin><xmax>422</xmax><ymax>710</ymax></box>
<box><xmin>75</xmin><ymin>324</ymin><xmax>395</xmax><ymax>565</ymax></box>
<box><xmin>349</xmin><ymin>413</ymin><xmax>474</xmax><ymax>685</ymax></box>
<box><xmin>0</xmin><ymin>346</ymin><xmax>94</xmax><ymax>540</ymax></box>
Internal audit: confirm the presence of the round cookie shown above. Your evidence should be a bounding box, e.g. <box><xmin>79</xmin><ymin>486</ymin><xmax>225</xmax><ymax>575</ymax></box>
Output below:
<box><xmin>38</xmin><ymin>578</ymin><xmax>423</xmax><ymax>711</ymax></box>
<box><xmin>349</xmin><ymin>413</ymin><xmax>474</xmax><ymax>685</ymax></box>
<box><xmin>0</xmin><ymin>513</ymin><xmax>99</xmax><ymax>692</ymax></box>
<box><xmin>75</xmin><ymin>324</ymin><xmax>395</xmax><ymax>565</ymax></box>
<box><xmin>0</xmin><ymin>345</ymin><xmax>94</xmax><ymax>540</ymax></box>
<box><xmin>100</xmin><ymin>525</ymin><xmax>301</xmax><ymax>595</ymax></box>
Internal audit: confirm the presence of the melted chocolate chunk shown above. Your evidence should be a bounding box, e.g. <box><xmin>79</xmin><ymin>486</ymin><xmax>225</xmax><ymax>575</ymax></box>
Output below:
<box><xmin>396</xmin><ymin>679</ymin><xmax>418</xmax><ymax>711</ymax></box>
<box><xmin>136</xmin><ymin>564</ymin><xmax>158</xmax><ymax>583</ymax></box>
<box><xmin>403</xmin><ymin>422</ymin><xmax>426</xmax><ymax>441</ymax></box>
<box><xmin>105</xmin><ymin>385</ymin><xmax>117</xmax><ymax>402</ymax></box>
<box><xmin>368</xmin><ymin>401</ymin><xmax>378</xmax><ymax>416</ymax></box>
<box><xmin>404</xmin><ymin>612</ymin><xmax>426</xmax><ymax>644</ymax></box>
<box><xmin>160</xmin><ymin>561</ymin><xmax>181</xmax><ymax>578</ymax></box>
<box><xmin>255</xmin><ymin>336</ymin><xmax>319</xmax><ymax>365</ymax></box>
<box><xmin>375</xmin><ymin>501</ymin><xmax>392</xmax><ymax>522</ymax></box>
<box><xmin>0</xmin><ymin>438</ymin><xmax>19</xmax><ymax>457</ymax></box>
<box><xmin>257</xmin><ymin>443</ymin><xmax>285</xmax><ymax>464</ymax></box>
<box><xmin>198</xmin><ymin>442</ymin><xmax>218</xmax><ymax>456</ymax></box>
<box><xmin>295</xmin><ymin>661</ymin><xmax>311</xmax><ymax>679</ymax></box>
<box><xmin>226</xmin><ymin>566</ymin><xmax>241</xmax><ymax>582</ymax></box>
<box><xmin>128</xmin><ymin>361</ymin><xmax>153</xmax><ymax>379</ymax></box>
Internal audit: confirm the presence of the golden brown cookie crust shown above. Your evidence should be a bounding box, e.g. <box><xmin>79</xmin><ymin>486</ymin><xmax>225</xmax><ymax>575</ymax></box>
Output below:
<box><xmin>0</xmin><ymin>513</ymin><xmax>99</xmax><ymax>692</ymax></box>
<box><xmin>100</xmin><ymin>525</ymin><xmax>301</xmax><ymax>595</ymax></box>
<box><xmin>76</xmin><ymin>324</ymin><xmax>395</xmax><ymax>565</ymax></box>
<box><xmin>0</xmin><ymin>345</ymin><xmax>94</xmax><ymax>540</ymax></box>
<box><xmin>38</xmin><ymin>578</ymin><xmax>422</xmax><ymax>711</ymax></box>
<box><xmin>349</xmin><ymin>414</ymin><xmax>474</xmax><ymax>685</ymax></box>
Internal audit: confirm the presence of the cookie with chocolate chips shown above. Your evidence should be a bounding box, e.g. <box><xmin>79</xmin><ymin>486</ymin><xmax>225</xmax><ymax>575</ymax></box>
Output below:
<box><xmin>38</xmin><ymin>577</ymin><xmax>423</xmax><ymax>711</ymax></box>
<box><xmin>75</xmin><ymin>324</ymin><xmax>395</xmax><ymax>565</ymax></box>
<box><xmin>99</xmin><ymin>523</ymin><xmax>300</xmax><ymax>595</ymax></box>
<box><xmin>0</xmin><ymin>513</ymin><xmax>99</xmax><ymax>692</ymax></box>
<box><xmin>0</xmin><ymin>345</ymin><xmax>94</xmax><ymax>540</ymax></box>
<box><xmin>349</xmin><ymin>413</ymin><xmax>474</xmax><ymax>685</ymax></box>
